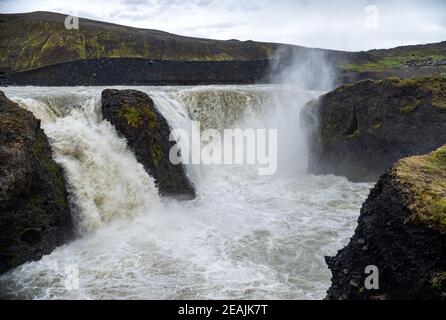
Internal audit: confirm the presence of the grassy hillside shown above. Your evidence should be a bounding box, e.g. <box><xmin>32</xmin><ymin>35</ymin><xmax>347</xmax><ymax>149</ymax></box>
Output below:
<box><xmin>344</xmin><ymin>42</ymin><xmax>446</xmax><ymax>72</ymax></box>
<box><xmin>0</xmin><ymin>11</ymin><xmax>295</xmax><ymax>73</ymax></box>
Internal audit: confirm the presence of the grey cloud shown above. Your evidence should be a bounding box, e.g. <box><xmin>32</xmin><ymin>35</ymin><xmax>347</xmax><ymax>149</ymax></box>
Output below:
<box><xmin>1</xmin><ymin>0</ymin><xmax>446</xmax><ymax>51</ymax></box>
<box><xmin>179</xmin><ymin>22</ymin><xmax>243</xmax><ymax>33</ymax></box>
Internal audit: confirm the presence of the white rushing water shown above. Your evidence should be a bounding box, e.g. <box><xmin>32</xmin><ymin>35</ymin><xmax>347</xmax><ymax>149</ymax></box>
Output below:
<box><xmin>0</xmin><ymin>85</ymin><xmax>371</xmax><ymax>300</ymax></box>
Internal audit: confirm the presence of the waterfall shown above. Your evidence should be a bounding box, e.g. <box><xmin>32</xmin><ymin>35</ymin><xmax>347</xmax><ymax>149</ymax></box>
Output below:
<box><xmin>150</xmin><ymin>85</ymin><xmax>321</xmax><ymax>178</ymax></box>
<box><xmin>13</xmin><ymin>92</ymin><xmax>160</xmax><ymax>234</ymax></box>
<box><xmin>0</xmin><ymin>85</ymin><xmax>371</xmax><ymax>300</ymax></box>
<box><xmin>8</xmin><ymin>85</ymin><xmax>317</xmax><ymax>232</ymax></box>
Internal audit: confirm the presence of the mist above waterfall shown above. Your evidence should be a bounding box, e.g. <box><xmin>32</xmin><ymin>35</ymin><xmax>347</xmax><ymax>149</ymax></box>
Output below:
<box><xmin>267</xmin><ymin>46</ymin><xmax>336</xmax><ymax>91</ymax></box>
<box><xmin>161</xmin><ymin>85</ymin><xmax>322</xmax><ymax>176</ymax></box>
<box><xmin>259</xmin><ymin>46</ymin><xmax>337</xmax><ymax>176</ymax></box>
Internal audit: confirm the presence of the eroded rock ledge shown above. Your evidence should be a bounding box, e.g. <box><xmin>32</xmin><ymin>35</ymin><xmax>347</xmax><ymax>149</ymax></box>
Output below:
<box><xmin>326</xmin><ymin>146</ymin><xmax>446</xmax><ymax>300</ymax></box>
<box><xmin>302</xmin><ymin>75</ymin><xmax>446</xmax><ymax>182</ymax></box>
<box><xmin>0</xmin><ymin>91</ymin><xmax>74</xmax><ymax>274</ymax></box>
<box><xmin>101</xmin><ymin>89</ymin><xmax>195</xmax><ymax>199</ymax></box>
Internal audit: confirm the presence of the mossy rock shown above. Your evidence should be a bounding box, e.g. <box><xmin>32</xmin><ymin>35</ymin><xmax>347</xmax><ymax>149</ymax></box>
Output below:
<box><xmin>101</xmin><ymin>89</ymin><xmax>195</xmax><ymax>199</ymax></box>
<box><xmin>303</xmin><ymin>75</ymin><xmax>446</xmax><ymax>182</ymax></box>
<box><xmin>394</xmin><ymin>145</ymin><xmax>446</xmax><ymax>232</ymax></box>
<box><xmin>326</xmin><ymin>145</ymin><xmax>446</xmax><ymax>300</ymax></box>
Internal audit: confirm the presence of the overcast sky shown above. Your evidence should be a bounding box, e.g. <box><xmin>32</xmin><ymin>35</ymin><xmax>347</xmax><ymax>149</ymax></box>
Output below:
<box><xmin>1</xmin><ymin>0</ymin><xmax>445</xmax><ymax>51</ymax></box>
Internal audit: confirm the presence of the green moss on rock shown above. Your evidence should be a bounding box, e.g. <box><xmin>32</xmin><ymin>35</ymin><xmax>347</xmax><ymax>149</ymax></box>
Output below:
<box><xmin>101</xmin><ymin>89</ymin><xmax>195</xmax><ymax>199</ymax></box>
<box><xmin>326</xmin><ymin>145</ymin><xmax>446</xmax><ymax>300</ymax></box>
<box><xmin>304</xmin><ymin>75</ymin><xmax>446</xmax><ymax>182</ymax></box>
<box><xmin>118</xmin><ymin>105</ymin><xmax>143</xmax><ymax>128</ymax></box>
<box><xmin>394</xmin><ymin>145</ymin><xmax>446</xmax><ymax>231</ymax></box>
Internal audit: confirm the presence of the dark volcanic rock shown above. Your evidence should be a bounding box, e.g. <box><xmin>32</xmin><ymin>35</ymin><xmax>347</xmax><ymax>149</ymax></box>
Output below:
<box><xmin>302</xmin><ymin>75</ymin><xmax>446</xmax><ymax>182</ymax></box>
<box><xmin>0</xmin><ymin>91</ymin><xmax>74</xmax><ymax>274</ymax></box>
<box><xmin>101</xmin><ymin>89</ymin><xmax>195</xmax><ymax>199</ymax></box>
<box><xmin>5</xmin><ymin>57</ymin><xmax>446</xmax><ymax>88</ymax></box>
<box><xmin>326</xmin><ymin>146</ymin><xmax>446</xmax><ymax>300</ymax></box>
<box><xmin>0</xmin><ymin>74</ymin><xmax>7</xmax><ymax>86</ymax></box>
<box><xmin>5</xmin><ymin>58</ymin><xmax>271</xmax><ymax>87</ymax></box>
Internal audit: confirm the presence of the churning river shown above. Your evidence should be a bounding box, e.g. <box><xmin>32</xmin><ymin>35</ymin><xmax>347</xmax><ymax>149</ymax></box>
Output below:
<box><xmin>0</xmin><ymin>85</ymin><xmax>371</xmax><ymax>299</ymax></box>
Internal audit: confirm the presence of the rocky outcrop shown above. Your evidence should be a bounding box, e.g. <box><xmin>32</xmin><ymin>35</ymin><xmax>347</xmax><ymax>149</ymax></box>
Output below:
<box><xmin>302</xmin><ymin>75</ymin><xmax>446</xmax><ymax>182</ymax></box>
<box><xmin>101</xmin><ymin>89</ymin><xmax>195</xmax><ymax>199</ymax></box>
<box><xmin>0</xmin><ymin>91</ymin><xmax>74</xmax><ymax>274</ymax></box>
<box><xmin>326</xmin><ymin>146</ymin><xmax>446</xmax><ymax>300</ymax></box>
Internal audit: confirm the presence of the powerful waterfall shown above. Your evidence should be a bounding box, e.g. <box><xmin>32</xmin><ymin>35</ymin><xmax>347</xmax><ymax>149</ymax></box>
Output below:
<box><xmin>0</xmin><ymin>85</ymin><xmax>371</xmax><ymax>299</ymax></box>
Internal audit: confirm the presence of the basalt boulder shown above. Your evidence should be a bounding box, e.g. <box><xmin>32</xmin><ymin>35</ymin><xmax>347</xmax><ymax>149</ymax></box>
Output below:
<box><xmin>326</xmin><ymin>145</ymin><xmax>446</xmax><ymax>300</ymax></box>
<box><xmin>302</xmin><ymin>75</ymin><xmax>446</xmax><ymax>182</ymax></box>
<box><xmin>101</xmin><ymin>89</ymin><xmax>195</xmax><ymax>199</ymax></box>
<box><xmin>0</xmin><ymin>91</ymin><xmax>74</xmax><ymax>274</ymax></box>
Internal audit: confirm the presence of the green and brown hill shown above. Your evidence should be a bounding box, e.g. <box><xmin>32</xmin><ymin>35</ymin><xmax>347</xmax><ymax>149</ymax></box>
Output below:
<box><xmin>0</xmin><ymin>11</ymin><xmax>446</xmax><ymax>86</ymax></box>
<box><xmin>0</xmin><ymin>11</ymin><xmax>340</xmax><ymax>73</ymax></box>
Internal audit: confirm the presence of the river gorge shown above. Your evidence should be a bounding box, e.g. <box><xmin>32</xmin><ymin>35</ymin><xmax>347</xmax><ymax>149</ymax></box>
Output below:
<box><xmin>0</xmin><ymin>85</ymin><xmax>372</xmax><ymax>299</ymax></box>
